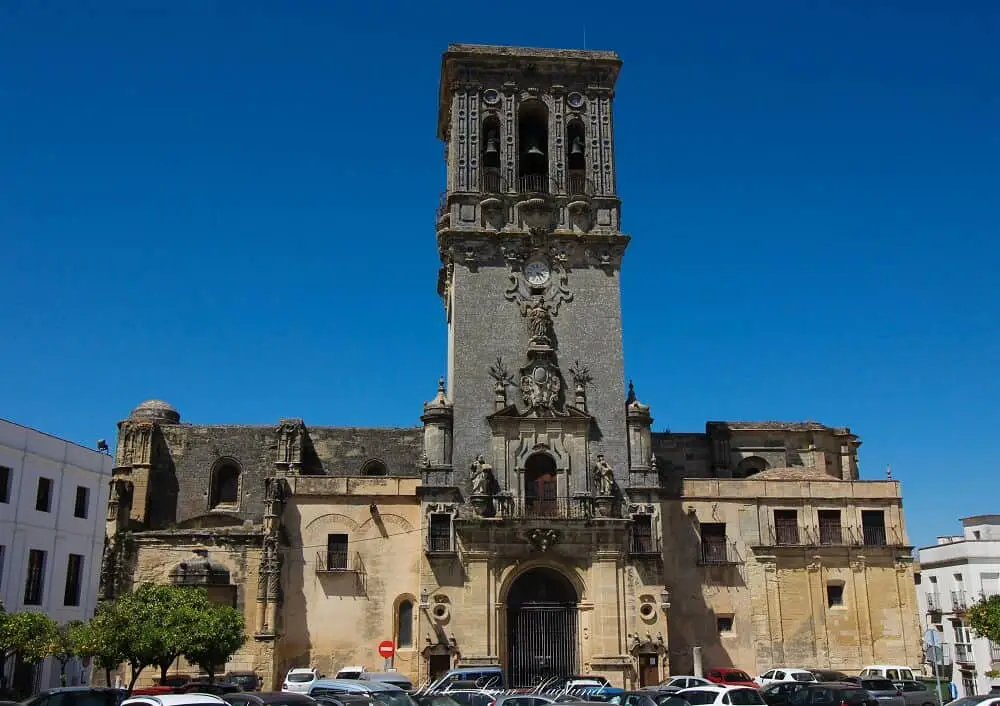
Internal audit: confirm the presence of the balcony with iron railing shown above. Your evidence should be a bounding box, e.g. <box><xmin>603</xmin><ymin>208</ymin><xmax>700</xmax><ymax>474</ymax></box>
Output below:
<box><xmin>926</xmin><ymin>592</ymin><xmax>942</xmax><ymax>612</ymax></box>
<box><xmin>629</xmin><ymin>527</ymin><xmax>659</xmax><ymax>557</ymax></box>
<box><xmin>955</xmin><ymin>643</ymin><xmax>974</xmax><ymax>663</ymax></box>
<box><xmin>565</xmin><ymin>171</ymin><xmax>596</xmax><ymax>198</ymax></box>
<box><xmin>426</xmin><ymin>531</ymin><xmax>456</xmax><ymax>555</ymax></box>
<box><xmin>506</xmin><ymin>495</ymin><xmax>595</xmax><ymax>520</ymax></box>
<box><xmin>861</xmin><ymin>524</ymin><xmax>889</xmax><ymax>547</ymax></box>
<box><xmin>315</xmin><ymin>550</ymin><xmax>363</xmax><ymax>574</ymax></box>
<box><xmin>953</xmin><ymin>590</ymin><xmax>969</xmax><ymax>612</ymax></box>
<box><xmin>773</xmin><ymin>520</ymin><xmax>802</xmax><ymax>546</ymax></box>
<box><xmin>699</xmin><ymin>537</ymin><xmax>741</xmax><ymax>566</ymax></box>
<box><xmin>990</xmin><ymin>641</ymin><xmax>1000</xmax><ymax>663</ymax></box>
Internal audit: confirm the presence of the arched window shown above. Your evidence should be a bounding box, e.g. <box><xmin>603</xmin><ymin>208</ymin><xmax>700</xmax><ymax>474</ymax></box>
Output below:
<box><xmin>397</xmin><ymin>599</ymin><xmax>413</xmax><ymax>648</ymax></box>
<box><xmin>734</xmin><ymin>456</ymin><xmax>769</xmax><ymax>479</ymax></box>
<box><xmin>361</xmin><ymin>459</ymin><xmax>387</xmax><ymax>476</ymax></box>
<box><xmin>517</xmin><ymin>100</ymin><xmax>549</xmax><ymax>193</ymax></box>
<box><xmin>210</xmin><ymin>460</ymin><xmax>241</xmax><ymax>508</ymax></box>
<box><xmin>482</xmin><ymin>115</ymin><xmax>502</xmax><ymax>193</ymax></box>
<box><xmin>566</xmin><ymin>120</ymin><xmax>586</xmax><ymax>195</ymax></box>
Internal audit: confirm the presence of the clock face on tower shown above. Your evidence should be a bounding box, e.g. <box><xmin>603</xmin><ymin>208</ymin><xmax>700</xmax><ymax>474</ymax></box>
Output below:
<box><xmin>524</xmin><ymin>259</ymin><xmax>551</xmax><ymax>287</ymax></box>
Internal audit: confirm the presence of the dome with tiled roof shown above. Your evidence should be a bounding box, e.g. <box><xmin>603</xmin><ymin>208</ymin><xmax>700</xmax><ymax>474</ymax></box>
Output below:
<box><xmin>129</xmin><ymin>399</ymin><xmax>181</xmax><ymax>424</ymax></box>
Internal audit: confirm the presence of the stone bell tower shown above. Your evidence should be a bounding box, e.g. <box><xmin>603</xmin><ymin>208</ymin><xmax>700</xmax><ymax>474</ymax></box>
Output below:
<box><xmin>433</xmin><ymin>44</ymin><xmax>629</xmax><ymax>503</ymax></box>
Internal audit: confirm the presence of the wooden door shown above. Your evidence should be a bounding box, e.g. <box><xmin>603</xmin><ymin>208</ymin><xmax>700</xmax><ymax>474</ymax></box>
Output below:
<box><xmin>638</xmin><ymin>654</ymin><xmax>659</xmax><ymax>687</ymax></box>
<box><xmin>525</xmin><ymin>469</ymin><xmax>557</xmax><ymax>517</ymax></box>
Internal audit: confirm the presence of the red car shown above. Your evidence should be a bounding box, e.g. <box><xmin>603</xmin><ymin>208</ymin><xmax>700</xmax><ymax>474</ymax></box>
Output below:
<box><xmin>705</xmin><ymin>668</ymin><xmax>759</xmax><ymax>688</ymax></box>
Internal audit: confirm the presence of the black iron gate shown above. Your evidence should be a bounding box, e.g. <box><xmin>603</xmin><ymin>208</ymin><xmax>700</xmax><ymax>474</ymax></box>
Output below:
<box><xmin>508</xmin><ymin>603</ymin><xmax>578</xmax><ymax>687</ymax></box>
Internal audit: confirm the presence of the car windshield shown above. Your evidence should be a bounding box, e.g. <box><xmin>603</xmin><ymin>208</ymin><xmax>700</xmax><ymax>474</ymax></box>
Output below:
<box><xmin>416</xmin><ymin>698</ymin><xmax>462</xmax><ymax>706</ymax></box>
<box><xmin>371</xmin><ymin>694</ymin><xmax>416</xmax><ymax>706</ymax></box>
<box><xmin>679</xmin><ymin>691</ymin><xmax>717</xmax><ymax>705</ymax></box>
<box><xmin>791</xmin><ymin>674</ymin><xmax>815</xmax><ymax>683</ymax></box>
<box><xmin>288</xmin><ymin>674</ymin><xmax>315</xmax><ymax>683</ymax></box>
<box><xmin>860</xmin><ymin>681</ymin><xmax>895</xmax><ymax>692</ymax></box>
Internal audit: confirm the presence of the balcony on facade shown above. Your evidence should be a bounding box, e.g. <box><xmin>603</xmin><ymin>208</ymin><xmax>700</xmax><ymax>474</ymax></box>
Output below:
<box><xmin>473</xmin><ymin>169</ymin><xmax>595</xmax><ymax>198</ymax></box>
<box><xmin>315</xmin><ymin>550</ymin><xmax>363</xmax><ymax>574</ymax></box>
<box><xmin>927</xmin><ymin>592</ymin><xmax>942</xmax><ymax>613</ymax></box>
<box><xmin>699</xmin><ymin>537</ymin><xmax>741</xmax><ymax>566</ymax></box>
<box><xmin>507</xmin><ymin>495</ymin><xmax>595</xmax><ymax>520</ymax></box>
<box><xmin>426</xmin><ymin>514</ymin><xmax>457</xmax><ymax>556</ymax></box>
<box><xmin>953</xmin><ymin>590</ymin><xmax>969</xmax><ymax>612</ymax></box>
<box><xmin>628</xmin><ymin>515</ymin><xmax>659</xmax><ymax>557</ymax></box>
<box><xmin>955</xmin><ymin>643</ymin><xmax>974</xmax><ymax>664</ymax></box>
<box><xmin>760</xmin><ymin>522</ymin><xmax>905</xmax><ymax>548</ymax></box>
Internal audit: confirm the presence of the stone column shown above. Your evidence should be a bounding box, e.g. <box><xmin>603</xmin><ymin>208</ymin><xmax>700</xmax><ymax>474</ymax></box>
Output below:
<box><xmin>850</xmin><ymin>556</ymin><xmax>876</xmax><ymax>664</ymax></box>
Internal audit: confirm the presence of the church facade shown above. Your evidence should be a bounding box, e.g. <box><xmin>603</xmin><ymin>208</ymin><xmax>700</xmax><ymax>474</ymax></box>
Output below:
<box><xmin>100</xmin><ymin>44</ymin><xmax>922</xmax><ymax>690</ymax></box>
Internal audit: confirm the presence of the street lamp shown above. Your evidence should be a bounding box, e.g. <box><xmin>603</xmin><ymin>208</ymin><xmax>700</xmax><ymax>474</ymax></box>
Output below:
<box><xmin>420</xmin><ymin>587</ymin><xmax>430</xmax><ymax>609</ymax></box>
<box><xmin>660</xmin><ymin>588</ymin><xmax>671</xmax><ymax>610</ymax></box>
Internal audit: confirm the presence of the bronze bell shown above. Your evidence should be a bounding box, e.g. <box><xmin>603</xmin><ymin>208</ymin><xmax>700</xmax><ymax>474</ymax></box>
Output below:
<box><xmin>569</xmin><ymin>135</ymin><xmax>585</xmax><ymax>156</ymax></box>
<box><xmin>485</xmin><ymin>133</ymin><xmax>500</xmax><ymax>156</ymax></box>
<box><xmin>523</xmin><ymin>134</ymin><xmax>546</xmax><ymax>157</ymax></box>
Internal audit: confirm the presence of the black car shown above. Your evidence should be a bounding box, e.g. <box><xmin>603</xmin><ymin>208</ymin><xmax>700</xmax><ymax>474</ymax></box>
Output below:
<box><xmin>762</xmin><ymin>682</ymin><xmax>810</xmax><ymax>706</ymax></box>
<box><xmin>413</xmin><ymin>696</ymin><xmax>464</xmax><ymax>706</ymax></box>
<box><xmin>313</xmin><ymin>696</ymin><xmax>375</xmax><ymax>706</ymax></box>
<box><xmin>225</xmin><ymin>673</ymin><xmax>263</xmax><ymax>693</ymax></box>
<box><xmin>21</xmin><ymin>687</ymin><xmax>128</xmax><ymax>706</ymax></box>
<box><xmin>807</xmin><ymin>671</ymin><xmax>852</xmax><ymax>684</ymax></box>
<box><xmin>223</xmin><ymin>692</ymin><xmax>317</xmax><ymax>706</ymax></box>
<box><xmin>788</xmin><ymin>684</ymin><xmax>877</xmax><ymax>706</ymax></box>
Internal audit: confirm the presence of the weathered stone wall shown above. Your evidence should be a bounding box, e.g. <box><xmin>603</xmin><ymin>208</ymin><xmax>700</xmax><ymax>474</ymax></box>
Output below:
<box><xmin>126</xmin><ymin>532</ymin><xmax>273</xmax><ymax>688</ymax></box>
<box><xmin>279</xmin><ymin>477</ymin><xmax>422</xmax><ymax>682</ymax></box>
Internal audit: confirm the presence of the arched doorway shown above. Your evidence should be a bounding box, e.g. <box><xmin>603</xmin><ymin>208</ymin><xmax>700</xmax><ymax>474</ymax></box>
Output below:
<box><xmin>506</xmin><ymin>567</ymin><xmax>578</xmax><ymax>687</ymax></box>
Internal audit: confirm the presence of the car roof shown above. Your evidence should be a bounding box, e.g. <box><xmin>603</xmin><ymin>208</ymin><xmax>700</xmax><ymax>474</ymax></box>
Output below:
<box><xmin>312</xmin><ymin>680</ymin><xmax>404</xmax><ymax>692</ymax></box>
<box><xmin>44</xmin><ymin>688</ymin><xmax>125</xmax><ymax>694</ymax></box>
<box><xmin>289</xmin><ymin>668</ymin><xmax>318</xmax><ymax>673</ymax></box>
<box><xmin>249</xmin><ymin>694</ymin><xmax>317</xmax><ymax>703</ymax></box>
<box><xmin>766</xmin><ymin>668</ymin><xmax>812</xmax><ymax>673</ymax></box>
<box><xmin>680</xmin><ymin>686</ymin><xmax>752</xmax><ymax>693</ymax></box>
<box><xmin>124</xmin><ymin>696</ymin><xmax>228</xmax><ymax>706</ymax></box>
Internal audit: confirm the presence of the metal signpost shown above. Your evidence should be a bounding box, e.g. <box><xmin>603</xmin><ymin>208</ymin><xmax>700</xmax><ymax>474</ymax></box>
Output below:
<box><xmin>924</xmin><ymin>628</ymin><xmax>944</xmax><ymax>706</ymax></box>
<box><xmin>379</xmin><ymin>639</ymin><xmax>395</xmax><ymax>671</ymax></box>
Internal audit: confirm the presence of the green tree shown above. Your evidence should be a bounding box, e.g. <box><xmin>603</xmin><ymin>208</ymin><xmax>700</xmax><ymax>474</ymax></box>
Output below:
<box><xmin>968</xmin><ymin>594</ymin><xmax>1000</xmax><ymax>643</ymax></box>
<box><xmin>2</xmin><ymin>612</ymin><xmax>58</xmax><ymax>666</ymax></box>
<box><xmin>152</xmin><ymin>587</ymin><xmax>214</xmax><ymax>684</ymax></box>
<box><xmin>49</xmin><ymin>621</ymin><xmax>84</xmax><ymax>686</ymax></box>
<box><xmin>73</xmin><ymin>609</ymin><xmax>125</xmax><ymax>687</ymax></box>
<box><xmin>181</xmin><ymin>603</ymin><xmax>245</xmax><ymax>683</ymax></box>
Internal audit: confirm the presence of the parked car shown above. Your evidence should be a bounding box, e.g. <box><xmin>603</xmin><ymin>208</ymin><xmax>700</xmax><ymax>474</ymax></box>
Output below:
<box><xmin>175</xmin><ymin>682</ymin><xmax>243</xmax><ymax>696</ymax></box>
<box><xmin>604</xmin><ymin>691</ymin><xmax>659</xmax><ymax>706</ymax></box>
<box><xmin>859</xmin><ymin>668</ymin><xmax>917</xmax><ymax>684</ymax></box>
<box><xmin>704</xmin><ymin>671</ymin><xmax>759</xmax><ymax>689</ymax></box>
<box><xmin>894</xmin><ymin>681</ymin><xmax>936</xmax><ymax>706</ymax></box>
<box><xmin>225</xmin><ymin>673</ymin><xmax>263</xmax><ymax>693</ymax></box>
<box><xmin>437</xmin><ymin>668</ymin><xmax>505</xmax><ymax>691</ymax></box>
<box><xmin>358</xmin><ymin>674</ymin><xmax>412</xmax><ymax>692</ymax></box>
<box><xmin>307</xmin><ymin>679</ymin><xmax>414</xmax><ymax>706</ymax></box>
<box><xmin>841</xmin><ymin>678</ymin><xmax>904</xmax><ymax>706</ymax></box>
<box><xmin>413</xmin><ymin>695</ymin><xmax>464</xmax><ymax>706</ymax></box>
<box><xmin>285</xmin><ymin>671</ymin><xmax>323</xmax><ymax>694</ymax></box>
<box><xmin>336</xmin><ymin>669</ymin><xmax>367</xmax><ymax>681</ymax></box>
<box><xmin>760</xmin><ymin>682</ymin><xmax>810</xmax><ymax>706</ymax></box>
<box><xmin>122</xmin><ymin>695</ymin><xmax>229</xmax><ymax>706</ymax></box>
<box><xmin>756</xmin><ymin>670</ymin><xmax>816</xmax><ymax>688</ymax></box>
<box><xmin>787</xmin><ymin>685</ymin><xmax>876</xmax><ymax>706</ymax></box>
<box><xmin>313</xmin><ymin>696</ymin><xmax>374</xmax><ymax>706</ymax></box>
<box><xmin>23</xmin><ymin>687</ymin><xmax>127</xmax><ymax>706</ymax></box>
<box><xmin>433</xmin><ymin>692</ymin><xmax>494</xmax><ymax>706</ymax></box>
<box><xmin>676</xmin><ymin>685</ymin><xmax>766</xmax><ymax>705</ymax></box>
<box><xmin>222</xmin><ymin>692</ymin><xmax>317</xmax><ymax>706</ymax></box>
<box><xmin>806</xmin><ymin>671</ymin><xmax>851</xmax><ymax>683</ymax></box>
<box><xmin>651</xmin><ymin>678</ymin><xmax>713</xmax><ymax>693</ymax></box>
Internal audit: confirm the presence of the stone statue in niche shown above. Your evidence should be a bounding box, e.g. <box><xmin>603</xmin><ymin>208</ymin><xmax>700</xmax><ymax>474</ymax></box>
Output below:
<box><xmin>594</xmin><ymin>455</ymin><xmax>615</xmax><ymax>496</ymax></box>
<box><xmin>525</xmin><ymin>296</ymin><xmax>553</xmax><ymax>349</ymax></box>
<box><xmin>470</xmin><ymin>455</ymin><xmax>494</xmax><ymax>496</ymax></box>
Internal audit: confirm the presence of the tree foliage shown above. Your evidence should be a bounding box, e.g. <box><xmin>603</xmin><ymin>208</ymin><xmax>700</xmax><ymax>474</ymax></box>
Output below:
<box><xmin>181</xmin><ymin>604</ymin><xmax>246</xmax><ymax>683</ymax></box>
<box><xmin>49</xmin><ymin>621</ymin><xmax>84</xmax><ymax>685</ymax></box>
<box><xmin>73</xmin><ymin>608</ymin><xmax>126</xmax><ymax>687</ymax></box>
<box><xmin>968</xmin><ymin>594</ymin><xmax>1000</xmax><ymax>643</ymax></box>
<box><xmin>1</xmin><ymin>612</ymin><xmax>58</xmax><ymax>664</ymax></box>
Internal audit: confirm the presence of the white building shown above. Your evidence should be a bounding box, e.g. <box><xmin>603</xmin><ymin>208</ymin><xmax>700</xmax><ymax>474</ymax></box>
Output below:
<box><xmin>0</xmin><ymin>418</ymin><xmax>113</xmax><ymax>694</ymax></box>
<box><xmin>917</xmin><ymin>515</ymin><xmax>1000</xmax><ymax>698</ymax></box>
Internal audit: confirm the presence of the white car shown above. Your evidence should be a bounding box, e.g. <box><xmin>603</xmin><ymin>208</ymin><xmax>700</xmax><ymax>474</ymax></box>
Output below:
<box><xmin>654</xmin><ymin>676</ymin><xmax>714</xmax><ymax>692</ymax></box>
<box><xmin>757</xmin><ymin>669</ymin><xmax>817</xmax><ymax>688</ymax></box>
<box><xmin>123</xmin><ymin>696</ymin><xmax>228</xmax><ymax>706</ymax></box>
<box><xmin>283</xmin><ymin>667</ymin><xmax>321</xmax><ymax>693</ymax></box>
<box><xmin>677</xmin><ymin>686</ymin><xmax>767</xmax><ymax>706</ymax></box>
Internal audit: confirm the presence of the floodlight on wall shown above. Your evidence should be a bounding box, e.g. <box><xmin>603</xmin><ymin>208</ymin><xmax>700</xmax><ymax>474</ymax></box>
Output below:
<box><xmin>96</xmin><ymin>439</ymin><xmax>109</xmax><ymax>454</ymax></box>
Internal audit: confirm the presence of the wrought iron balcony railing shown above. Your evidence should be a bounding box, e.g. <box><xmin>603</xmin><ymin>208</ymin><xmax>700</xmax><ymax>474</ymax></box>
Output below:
<box><xmin>315</xmin><ymin>550</ymin><xmax>363</xmax><ymax>574</ymax></box>
<box><xmin>481</xmin><ymin>169</ymin><xmax>507</xmax><ymax>194</ymax></box>
<box><xmin>818</xmin><ymin>520</ymin><xmax>845</xmax><ymax>546</ymax></box>
<box><xmin>862</xmin><ymin>525</ymin><xmax>888</xmax><ymax>547</ymax></box>
<box><xmin>629</xmin><ymin>530</ymin><xmax>659</xmax><ymax>556</ymax></box>
<box><xmin>990</xmin><ymin>641</ymin><xmax>1000</xmax><ymax>662</ymax></box>
<box><xmin>426</xmin><ymin>533</ymin><xmax>456</xmax><ymax>554</ymax></box>
<box><xmin>699</xmin><ymin>538</ymin><xmax>740</xmax><ymax>566</ymax></box>
<box><xmin>953</xmin><ymin>590</ymin><xmax>969</xmax><ymax>612</ymax></box>
<box><xmin>926</xmin><ymin>592</ymin><xmax>942</xmax><ymax>612</ymax></box>
<box><xmin>517</xmin><ymin>174</ymin><xmax>550</xmax><ymax>194</ymax></box>
<box><xmin>773</xmin><ymin>521</ymin><xmax>802</xmax><ymax>546</ymax></box>
<box><xmin>565</xmin><ymin>171</ymin><xmax>595</xmax><ymax>198</ymax></box>
<box><xmin>505</xmin><ymin>495</ymin><xmax>595</xmax><ymax>520</ymax></box>
<box><xmin>955</xmin><ymin>643</ymin><xmax>974</xmax><ymax>663</ymax></box>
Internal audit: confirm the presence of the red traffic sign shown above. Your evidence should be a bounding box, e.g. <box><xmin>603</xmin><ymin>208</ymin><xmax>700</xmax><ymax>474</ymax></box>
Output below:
<box><xmin>378</xmin><ymin>640</ymin><xmax>395</xmax><ymax>658</ymax></box>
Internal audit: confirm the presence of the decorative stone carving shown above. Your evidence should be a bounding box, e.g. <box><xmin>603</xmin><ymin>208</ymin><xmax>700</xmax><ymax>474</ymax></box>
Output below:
<box><xmin>470</xmin><ymin>455</ymin><xmax>494</xmax><ymax>496</ymax></box>
<box><xmin>526</xmin><ymin>528</ymin><xmax>560</xmax><ymax>552</ymax></box>
<box><xmin>519</xmin><ymin>357</ymin><xmax>563</xmax><ymax>412</ymax></box>
<box><xmin>851</xmin><ymin>556</ymin><xmax>867</xmax><ymax>572</ymax></box>
<box><xmin>488</xmin><ymin>357</ymin><xmax>515</xmax><ymax>410</ymax></box>
<box><xmin>627</xmin><ymin>503</ymin><xmax>655</xmax><ymax>516</ymax></box>
<box><xmin>117</xmin><ymin>421</ymin><xmax>154</xmax><ymax>467</ymax></box>
<box><xmin>276</xmin><ymin>419</ymin><xmax>304</xmax><ymax>473</ymax></box>
<box><xmin>594</xmin><ymin>455</ymin><xmax>616</xmax><ymax>496</ymax></box>
<box><xmin>428</xmin><ymin>503</ymin><xmax>456</xmax><ymax>515</ymax></box>
<box><xmin>504</xmin><ymin>259</ymin><xmax>573</xmax><ymax>317</ymax></box>
<box><xmin>524</xmin><ymin>296</ymin><xmax>554</xmax><ymax>350</ymax></box>
<box><xmin>568</xmin><ymin>360</ymin><xmax>592</xmax><ymax>410</ymax></box>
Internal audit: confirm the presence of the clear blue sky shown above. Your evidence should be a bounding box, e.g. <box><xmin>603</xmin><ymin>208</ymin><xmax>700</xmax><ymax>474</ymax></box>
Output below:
<box><xmin>1</xmin><ymin>1</ymin><xmax>997</xmax><ymax>549</ymax></box>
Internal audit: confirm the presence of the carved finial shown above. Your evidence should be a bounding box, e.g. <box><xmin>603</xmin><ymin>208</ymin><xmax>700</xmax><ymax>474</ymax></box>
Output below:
<box><xmin>626</xmin><ymin>380</ymin><xmax>636</xmax><ymax>404</ymax></box>
<box><xmin>437</xmin><ymin>377</ymin><xmax>445</xmax><ymax>394</ymax></box>
<box><xmin>886</xmin><ymin>464</ymin><xmax>893</xmax><ymax>479</ymax></box>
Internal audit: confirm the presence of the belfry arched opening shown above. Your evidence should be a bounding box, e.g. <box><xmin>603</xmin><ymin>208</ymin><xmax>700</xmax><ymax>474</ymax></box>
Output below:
<box><xmin>506</xmin><ymin>566</ymin><xmax>579</xmax><ymax>687</ymax></box>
